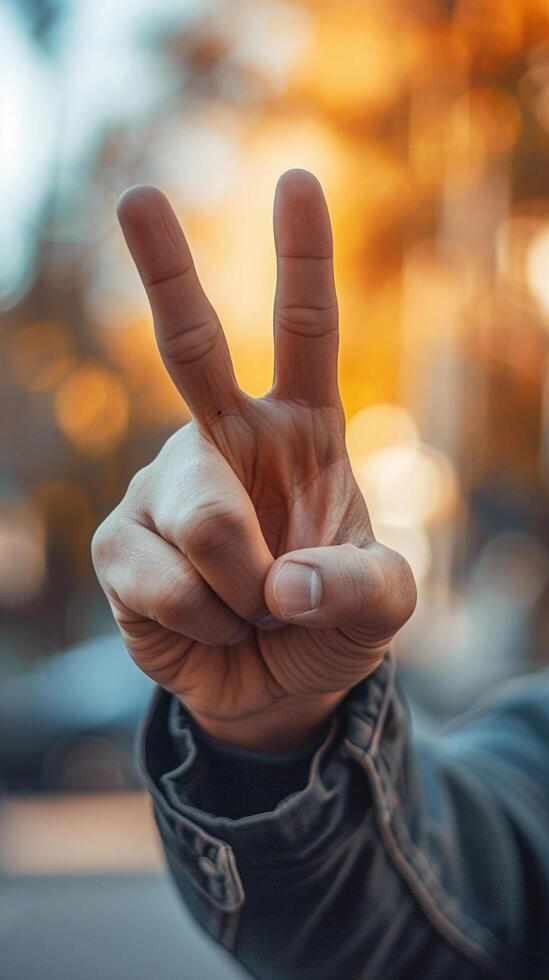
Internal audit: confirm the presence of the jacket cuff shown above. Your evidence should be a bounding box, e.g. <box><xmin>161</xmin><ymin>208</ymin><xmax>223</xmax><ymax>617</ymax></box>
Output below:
<box><xmin>180</xmin><ymin>713</ymin><xmax>332</xmax><ymax>819</ymax></box>
<box><xmin>137</xmin><ymin>655</ymin><xmax>395</xmax><ymax>914</ymax></box>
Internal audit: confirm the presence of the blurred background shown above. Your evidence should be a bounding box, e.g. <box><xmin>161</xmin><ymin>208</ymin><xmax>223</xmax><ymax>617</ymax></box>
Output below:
<box><xmin>1</xmin><ymin>0</ymin><xmax>549</xmax><ymax>976</ymax></box>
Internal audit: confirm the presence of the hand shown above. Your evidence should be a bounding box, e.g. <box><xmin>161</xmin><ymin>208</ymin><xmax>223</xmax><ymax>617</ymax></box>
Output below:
<box><xmin>92</xmin><ymin>170</ymin><xmax>416</xmax><ymax>751</ymax></box>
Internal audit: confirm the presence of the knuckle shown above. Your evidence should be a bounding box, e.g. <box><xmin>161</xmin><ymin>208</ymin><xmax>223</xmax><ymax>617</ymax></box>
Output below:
<box><xmin>182</xmin><ymin>498</ymin><xmax>244</xmax><ymax>556</ymax></box>
<box><xmin>156</xmin><ymin>424</ymin><xmax>193</xmax><ymax>467</ymax></box>
<box><xmin>93</xmin><ymin>469</ymin><xmax>151</xmax><ymax>575</ymax></box>
<box><xmin>178</xmin><ymin>578</ymin><xmax>214</xmax><ymax>623</ymax></box>
<box><xmin>395</xmin><ymin>554</ymin><xmax>418</xmax><ymax>622</ymax></box>
<box><xmin>340</xmin><ymin>543</ymin><xmax>386</xmax><ymax>606</ymax></box>
<box><xmin>125</xmin><ymin>465</ymin><xmax>151</xmax><ymax>501</ymax></box>
<box><xmin>152</xmin><ymin>567</ymin><xmax>222</xmax><ymax>633</ymax></box>
<box><xmin>152</xmin><ymin>569</ymin><xmax>189</xmax><ymax>627</ymax></box>
<box><xmin>372</xmin><ymin>544</ymin><xmax>417</xmax><ymax>625</ymax></box>
<box><xmin>91</xmin><ymin>517</ymin><xmax>117</xmax><ymax>573</ymax></box>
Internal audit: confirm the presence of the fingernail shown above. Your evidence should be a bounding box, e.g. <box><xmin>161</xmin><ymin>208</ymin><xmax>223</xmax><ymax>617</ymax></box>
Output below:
<box><xmin>257</xmin><ymin>614</ymin><xmax>286</xmax><ymax>631</ymax></box>
<box><xmin>273</xmin><ymin>562</ymin><xmax>322</xmax><ymax>617</ymax></box>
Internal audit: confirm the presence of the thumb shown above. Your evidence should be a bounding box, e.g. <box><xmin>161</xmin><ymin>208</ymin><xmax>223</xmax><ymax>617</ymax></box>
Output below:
<box><xmin>264</xmin><ymin>542</ymin><xmax>416</xmax><ymax>642</ymax></box>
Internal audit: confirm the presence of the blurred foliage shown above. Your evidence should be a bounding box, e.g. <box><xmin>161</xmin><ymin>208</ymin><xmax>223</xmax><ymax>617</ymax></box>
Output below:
<box><xmin>1</xmin><ymin>0</ymin><xmax>549</xmax><ymax>670</ymax></box>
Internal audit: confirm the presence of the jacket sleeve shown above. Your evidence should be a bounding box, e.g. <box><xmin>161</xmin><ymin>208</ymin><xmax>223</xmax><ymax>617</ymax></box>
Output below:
<box><xmin>138</xmin><ymin>653</ymin><xmax>549</xmax><ymax>980</ymax></box>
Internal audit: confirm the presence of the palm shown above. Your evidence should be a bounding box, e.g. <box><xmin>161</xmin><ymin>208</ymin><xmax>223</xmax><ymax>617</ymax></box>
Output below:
<box><xmin>222</xmin><ymin>399</ymin><xmax>365</xmax><ymax>557</ymax></box>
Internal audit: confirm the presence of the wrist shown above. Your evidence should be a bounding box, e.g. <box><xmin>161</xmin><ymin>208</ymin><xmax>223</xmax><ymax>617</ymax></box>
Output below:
<box><xmin>184</xmin><ymin>691</ymin><xmax>346</xmax><ymax>753</ymax></box>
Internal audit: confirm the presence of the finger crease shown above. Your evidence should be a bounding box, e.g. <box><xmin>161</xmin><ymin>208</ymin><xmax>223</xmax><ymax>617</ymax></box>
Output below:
<box><xmin>158</xmin><ymin>335</ymin><xmax>219</xmax><ymax>366</ymax></box>
<box><xmin>146</xmin><ymin>263</ymin><xmax>193</xmax><ymax>288</ymax></box>
<box><xmin>161</xmin><ymin>317</ymin><xmax>218</xmax><ymax>346</ymax></box>
<box><xmin>276</xmin><ymin>303</ymin><xmax>337</xmax><ymax>314</ymax></box>
<box><xmin>274</xmin><ymin>319</ymin><xmax>338</xmax><ymax>339</ymax></box>
<box><xmin>277</xmin><ymin>253</ymin><xmax>333</xmax><ymax>261</ymax></box>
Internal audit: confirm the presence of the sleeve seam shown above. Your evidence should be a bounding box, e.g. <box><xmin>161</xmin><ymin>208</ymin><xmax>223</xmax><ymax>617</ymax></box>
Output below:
<box><xmin>346</xmin><ymin>741</ymin><xmax>502</xmax><ymax>973</ymax></box>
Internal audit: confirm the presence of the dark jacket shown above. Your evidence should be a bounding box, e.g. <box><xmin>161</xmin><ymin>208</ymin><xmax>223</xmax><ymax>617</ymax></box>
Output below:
<box><xmin>139</xmin><ymin>653</ymin><xmax>549</xmax><ymax>979</ymax></box>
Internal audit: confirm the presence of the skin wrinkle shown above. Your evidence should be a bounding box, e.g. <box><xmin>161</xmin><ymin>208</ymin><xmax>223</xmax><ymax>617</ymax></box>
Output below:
<box><xmin>276</xmin><ymin>253</ymin><xmax>334</xmax><ymax>262</ymax></box>
<box><xmin>119</xmin><ymin>623</ymin><xmax>193</xmax><ymax>681</ymax></box>
<box><xmin>244</xmin><ymin>407</ymin><xmax>347</xmax><ymax>505</ymax></box>
<box><xmin>158</xmin><ymin>197</ymin><xmax>189</xmax><ymax>255</ymax></box>
<box><xmin>159</xmin><ymin>338</ymin><xmax>220</xmax><ymax>369</ymax></box>
<box><xmin>108</xmin><ymin>509</ymin><xmax>251</xmax><ymax>647</ymax></box>
<box><xmin>275</xmin><ymin>301</ymin><xmax>337</xmax><ymax>314</ymax></box>
<box><xmin>146</xmin><ymin>262</ymin><xmax>193</xmax><ymax>289</ymax></box>
<box><xmin>157</xmin><ymin>312</ymin><xmax>219</xmax><ymax>350</ymax></box>
<box><xmin>184</xmin><ymin>642</ymin><xmax>290</xmax><ymax>721</ymax></box>
<box><xmin>273</xmin><ymin>317</ymin><xmax>339</xmax><ymax>340</ymax></box>
<box><xmin>263</xmin><ymin>629</ymin><xmax>347</xmax><ymax>695</ymax></box>
<box><xmin>153</xmin><ymin>566</ymin><xmax>207</xmax><ymax>626</ymax></box>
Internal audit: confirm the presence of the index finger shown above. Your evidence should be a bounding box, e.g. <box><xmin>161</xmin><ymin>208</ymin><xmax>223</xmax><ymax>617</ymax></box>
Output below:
<box><xmin>117</xmin><ymin>185</ymin><xmax>242</xmax><ymax>425</ymax></box>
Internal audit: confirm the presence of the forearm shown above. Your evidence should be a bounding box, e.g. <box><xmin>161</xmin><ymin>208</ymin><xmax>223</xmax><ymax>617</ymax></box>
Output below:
<box><xmin>139</xmin><ymin>655</ymin><xmax>549</xmax><ymax>979</ymax></box>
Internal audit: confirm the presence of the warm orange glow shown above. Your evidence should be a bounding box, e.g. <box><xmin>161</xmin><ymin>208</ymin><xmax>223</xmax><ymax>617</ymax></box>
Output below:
<box><xmin>305</xmin><ymin>7</ymin><xmax>412</xmax><ymax>116</ymax></box>
<box><xmin>411</xmin><ymin>87</ymin><xmax>521</xmax><ymax>187</ymax></box>
<box><xmin>54</xmin><ymin>364</ymin><xmax>129</xmax><ymax>455</ymax></box>
<box><xmin>346</xmin><ymin>404</ymin><xmax>419</xmax><ymax>461</ymax></box>
<box><xmin>449</xmin><ymin>88</ymin><xmax>521</xmax><ymax>180</ymax></box>
<box><xmin>456</xmin><ymin>0</ymin><xmax>524</xmax><ymax>63</ymax></box>
<box><xmin>182</xmin><ymin>115</ymin><xmax>351</xmax><ymax>396</ymax></box>
<box><xmin>526</xmin><ymin>226</ymin><xmax>549</xmax><ymax>322</ymax></box>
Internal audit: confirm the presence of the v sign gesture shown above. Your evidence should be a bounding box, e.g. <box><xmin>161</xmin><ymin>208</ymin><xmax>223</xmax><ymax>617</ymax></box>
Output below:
<box><xmin>92</xmin><ymin>170</ymin><xmax>416</xmax><ymax>751</ymax></box>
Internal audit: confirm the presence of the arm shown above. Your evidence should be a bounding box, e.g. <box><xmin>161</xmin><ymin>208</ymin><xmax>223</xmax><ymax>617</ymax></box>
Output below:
<box><xmin>140</xmin><ymin>658</ymin><xmax>549</xmax><ymax>980</ymax></box>
<box><xmin>92</xmin><ymin>170</ymin><xmax>548</xmax><ymax>980</ymax></box>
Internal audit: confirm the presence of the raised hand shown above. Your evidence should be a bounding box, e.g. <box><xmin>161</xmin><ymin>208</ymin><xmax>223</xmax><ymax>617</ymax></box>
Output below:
<box><xmin>92</xmin><ymin>170</ymin><xmax>416</xmax><ymax>751</ymax></box>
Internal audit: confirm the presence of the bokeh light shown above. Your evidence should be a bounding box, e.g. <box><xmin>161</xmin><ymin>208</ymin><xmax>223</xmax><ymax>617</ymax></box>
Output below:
<box><xmin>356</xmin><ymin>444</ymin><xmax>458</xmax><ymax>530</ymax></box>
<box><xmin>526</xmin><ymin>226</ymin><xmax>549</xmax><ymax>321</ymax></box>
<box><xmin>375</xmin><ymin>523</ymin><xmax>432</xmax><ymax>589</ymax></box>
<box><xmin>54</xmin><ymin>364</ymin><xmax>129</xmax><ymax>455</ymax></box>
<box><xmin>472</xmin><ymin>532</ymin><xmax>549</xmax><ymax>609</ymax></box>
<box><xmin>0</xmin><ymin>499</ymin><xmax>46</xmax><ymax>607</ymax></box>
<box><xmin>346</xmin><ymin>404</ymin><xmax>419</xmax><ymax>461</ymax></box>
